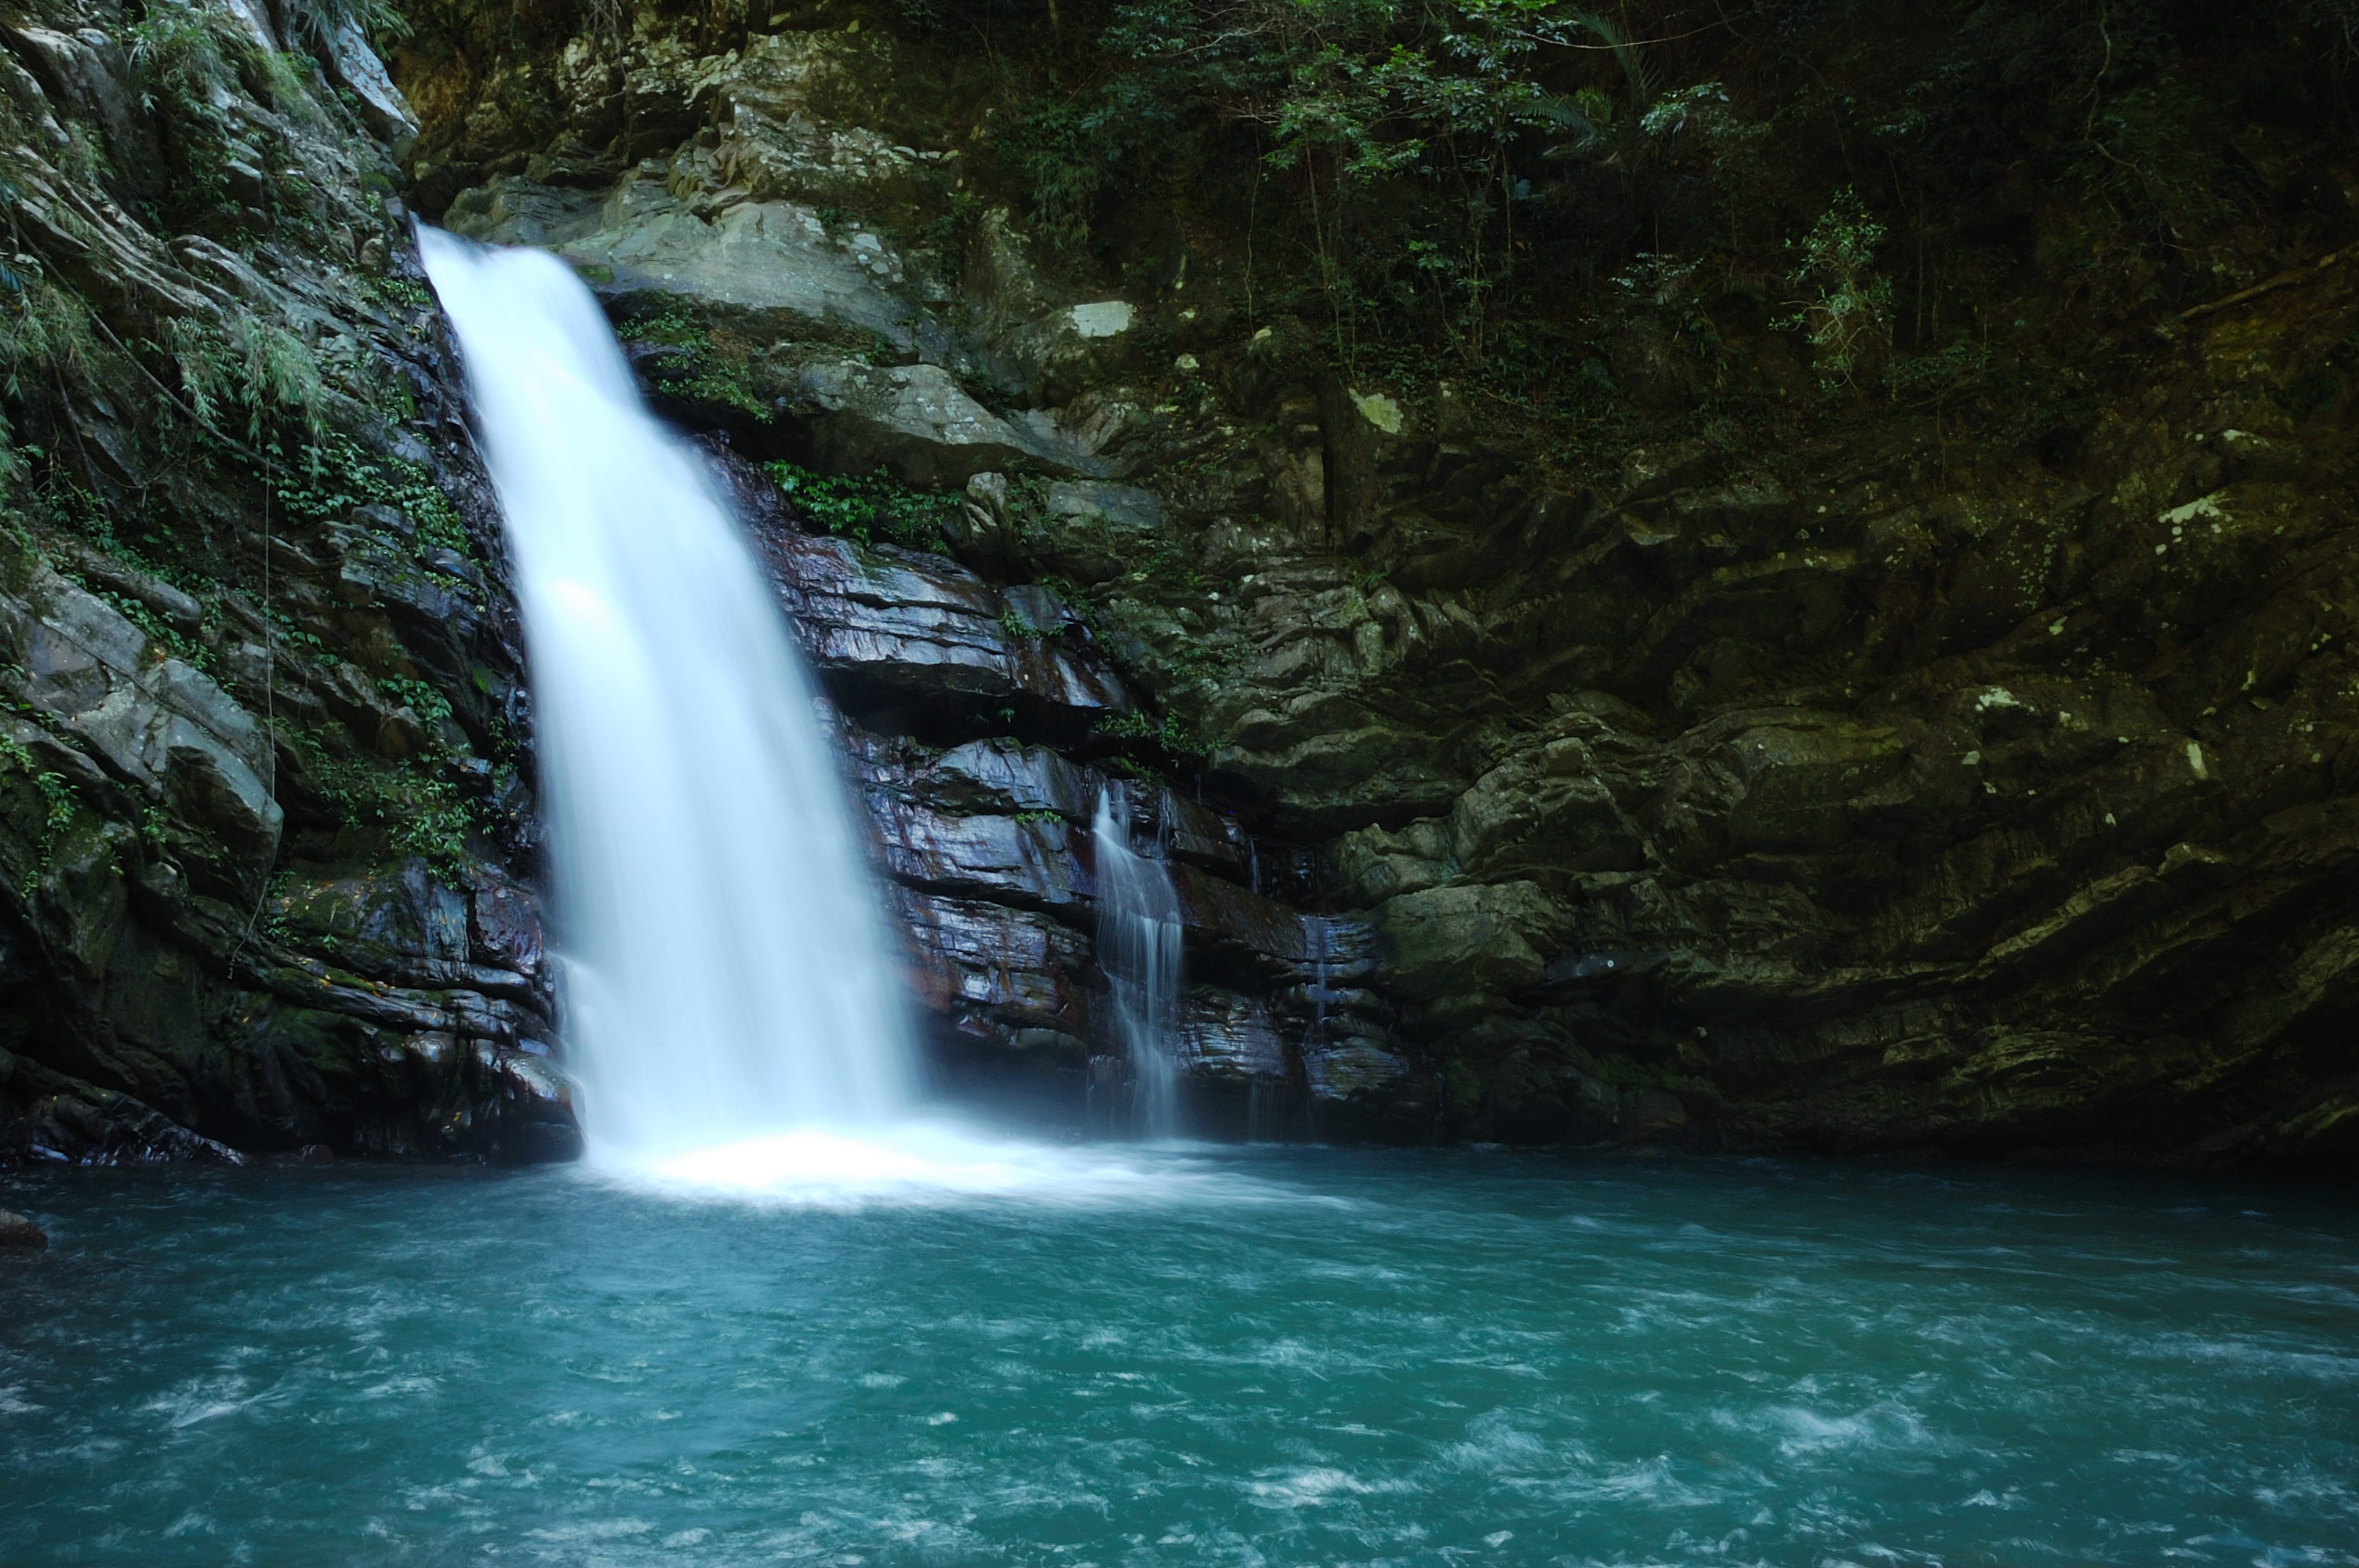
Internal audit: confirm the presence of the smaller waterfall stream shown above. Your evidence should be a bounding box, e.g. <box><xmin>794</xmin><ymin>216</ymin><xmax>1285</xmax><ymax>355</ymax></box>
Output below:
<box><xmin>1092</xmin><ymin>782</ymin><xmax>1185</xmax><ymax>1138</ymax></box>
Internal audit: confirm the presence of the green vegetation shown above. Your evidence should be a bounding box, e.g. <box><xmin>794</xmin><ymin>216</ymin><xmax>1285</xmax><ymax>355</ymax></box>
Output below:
<box><xmin>274</xmin><ymin>434</ymin><xmax>474</xmax><ymax>558</ymax></box>
<box><xmin>617</xmin><ymin>307</ymin><xmax>772</xmax><ymax>423</ymax></box>
<box><xmin>959</xmin><ymin>0</ymin><xmax>2351</xmax><ymax>459</ymax></box>
<box><xmin>129</xmin><ymin>0</ymin><xmax>322</xmax><ymax>228</ymax></box>
<box><xmin>0</xmin><ymin>731</ymin><xmax>79</xmax><ymax>869</ymax></box>
<box><xmin>1776</xmin><ymin>189</ymin><xmax>1892</xmax><ymax>395</ymax></box>
<box><xmin>0</xmin><ymin>255</ymin><xmax>97</xmax><ymax>494</ymax></box>
<box><xmin>765</xmin><ymin>461</ymin><xmax>960</xmax><ymax>552</ymax></box>
<box><xmin>1096</xmin><ymin>708</ymin><xmax>1223</xmax><ymax>759</ymax></box>
<box><xmin>285</xmin><ymin>728</ymin><xmax>483</xmax><ymax>877</ymax></box>
<box><xmin>168</xmin><ymin>318</ymin><xmax>329</xmax><ymax>448</ymax></box>
<box><xmin>999</xmin><ymin>607</ymin><xmax>1063</xmax><ymax>641</ymax></box>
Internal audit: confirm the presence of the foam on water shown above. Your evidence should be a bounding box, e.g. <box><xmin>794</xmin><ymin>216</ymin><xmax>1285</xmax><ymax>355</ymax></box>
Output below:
<box><xmin>584</xmin><ymin>1121</ymin><xmax>1306</xmax><ymax>1208</ymax></box>
<box><xmin>4</xmin><ymin>1154</ymin><xmax>2357</xmax><ymax>1566</ymax></box>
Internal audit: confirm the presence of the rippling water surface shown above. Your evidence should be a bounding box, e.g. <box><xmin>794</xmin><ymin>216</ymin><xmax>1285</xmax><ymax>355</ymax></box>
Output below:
<box><xmin>2</xmin><ymin>1144</ymin><xmax>2355</xmax><ymax>1566</ymax></box>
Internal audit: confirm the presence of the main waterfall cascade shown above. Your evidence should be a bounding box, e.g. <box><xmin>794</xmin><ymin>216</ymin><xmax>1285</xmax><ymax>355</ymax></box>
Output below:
<box><xmin>418</xmin><ymin>230</ymin><xmax>917</xmax><ymax>1166</ymax></box>
<box><xmin>1090</xmin><ymin>783</ymin><xmax>1187</xmax><ymax>1137</ymax></box>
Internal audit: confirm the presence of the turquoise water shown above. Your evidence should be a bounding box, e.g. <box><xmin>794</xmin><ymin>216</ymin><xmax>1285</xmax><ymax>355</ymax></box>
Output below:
<box><xmin>2</xmin><ymin>1146</ymin><xmax>2354</xmax><ymax>1566</ymax></box>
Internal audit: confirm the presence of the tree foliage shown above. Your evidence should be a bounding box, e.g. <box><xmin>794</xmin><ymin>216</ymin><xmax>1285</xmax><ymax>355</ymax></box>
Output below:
<box><xmin>973</xmin><ymin>0</ymin><xmax>2354</xmax><ymax>411</ymax></box>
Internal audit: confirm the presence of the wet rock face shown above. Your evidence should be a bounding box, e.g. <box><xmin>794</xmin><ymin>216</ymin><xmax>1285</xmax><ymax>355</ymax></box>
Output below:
<box><xmin>718</xmin><ymin>435</ymin><xmax>1477</xmax><ymax>1140</ymax></box>
<box><xmin>0</xmin><ymin>0</ymin><xmax>576</xmax><ymax>1168</ymax></box>
<box><xmin>718</xmin><ymin>441</ymin><xmax>1351</xmax><ymax>1134</ymax></box>
<box><xmin>385</xmin><ymin>7</ymin><xmax>2359</xmax><ymax>1170</ymax></box>
<box><xmin>724</xmin><ymin>465</ymin><xmax>1132</xmax><ymax>738</ymax></box>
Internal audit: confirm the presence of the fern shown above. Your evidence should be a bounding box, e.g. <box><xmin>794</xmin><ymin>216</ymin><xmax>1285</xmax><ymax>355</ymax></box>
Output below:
<box><xmin>1564</xmin><ymin>9</ymin><xmax>1659</xmax><ymax>113</ymax></box>
<box><xmin>166</xmin><ymin>318</ymin><xmax>327</xmax><ymax>447</ymax></box>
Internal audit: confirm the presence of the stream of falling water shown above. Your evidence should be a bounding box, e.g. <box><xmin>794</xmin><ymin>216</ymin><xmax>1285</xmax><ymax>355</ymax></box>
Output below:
<box><xmin>421</xmin><ymin>231</ymin><xmax>1209</xmax><ymax>1196</ymax></box>
<box><xmin>1091</xmin><ymin>782</ymin><xmax>1185</xmax><ymax>1136</ymax></box>
<box><xmin>419</xmin><ymin>231</ymin><xmax>947</xmax><ymax>1186</ymax></box>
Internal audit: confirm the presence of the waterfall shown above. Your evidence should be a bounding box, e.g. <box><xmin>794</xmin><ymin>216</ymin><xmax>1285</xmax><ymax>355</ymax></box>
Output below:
<box><xmin>1092</xmin><ymin>782</ymin><xmax>1184</xmax><ymax>1138</ymax></box>
<box><xmin>1301</xmin><ymin>915</ymin><xmax>1333</xmax><ymax>1145</ymax></box>
<box><xmin>418</xmin><ymin>230</ymin><xmax>915</xmax><ymax>1165</ymax></box>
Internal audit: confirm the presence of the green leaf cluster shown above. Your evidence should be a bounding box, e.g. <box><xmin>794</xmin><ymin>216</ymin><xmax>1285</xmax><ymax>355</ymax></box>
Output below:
<box><xmin>1774</xmin><ymin>188</ymin><xmax>1892</xmax><ymax>394</ymax></box>
<box><xmin>1096</xmin><ymin>708</ymin><xmax>1223</xmax><ymax>758</ymax></box>
<box><xmin>284</xmin><ymin>728</ymin><xmax>483</xmax><ymax>878</ymax></box>
<box><xmin>0</xmin><ymin>730</ymin><xmax>79</xmax><ymax>869</ymax></box>
<box><xmin>765</xmin><ymin>461</ymin><xmax>958</xmax><ymax>553</ymax></box>
<box><xmin>619</xmin><ymin>307</ymin><xmax>772</xmax><ymax>423</ymax></box>
<box><xmin>273</xmin><ymin>434</ymin><xmax>473</xmax><ymax>558</ymax></box>
<box><xmin>168</xmin><ymin>318</ymin><xmax>329</xmax><ymax>448</ymax></box>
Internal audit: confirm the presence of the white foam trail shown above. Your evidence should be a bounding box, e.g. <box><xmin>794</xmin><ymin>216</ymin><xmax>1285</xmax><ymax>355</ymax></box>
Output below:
<box><xmin>419</xmin><ymin>230</ymin><xmax>915</xmax><ymax>1162</ymax></box>
<box><xmin>586</xmin><ymin>1120</ymin><xmax>1308</xmax><ymax>1210</ymax></box>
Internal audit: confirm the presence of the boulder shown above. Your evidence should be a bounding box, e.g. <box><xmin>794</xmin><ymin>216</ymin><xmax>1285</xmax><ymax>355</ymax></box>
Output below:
<box><xmin>920</xmin><ymin>738</ymin><xmax>1098</xmax><ymax>821</ymax></box>
<box><xmin>705</xmin><ymin>27</ymin><xmax>908</xmax><ymax>129</ymax></box>
<box><xmin>0</xmin><ymin>564</ymin><xmax>281</xmax><ymax>897</ymax></box>
<box><xmin>1176</xmin><ymin>989</ymin><xmax>1290</xmax><ymax>1085</ymax></box>
<box><xmin>868</xmin><ymin>802</ymin><xmax>1087</xmax><ymax>911</ymax></box>
<box><xmin>2</xmin><ymin>25</ymin><xmax>156</xmax><ymax>195</ymax></box>
<box><xmin>0</xmin><ymin>1058</ymin><xmax>252</xmax><ymax>1166</ymax></box>
<box><xmin>895</xmin><ymin>887</ymin><xmax>1093</xmax><ymax>1052</ymax></box>
<box><xmin>1156</xmin><ymin>786</ymin><xmax>1249</xmax><ymax>879</ymax></box>
<box><xmin>1166</xmin><ymin>859</ymin><xmax>1311</xmax><ymax>978</ymax></box>
<box><xmin>1376</xmin><ymin>880</ymin><xmax>1570</xmax><ymax>1000</ymax></box>
<box><xmin>447</xmin><ymin>172</ymin><xmax>921</xmax><ymax>348</ymax></box>
<box><xmin>956</xmin><ymin>209</ymin><xmax>1144</xmax><ymax>401</ymax></box>
<box><xmin>1448</xmin><ymin>742</ymin><xmax>1647</xmax><ymax>880</ymax></box>
<box><xmin>324</xmin><ymin>22</ymin><xmax>420</xmax><ymax>156</ymax></box>
<box><xmin>711</xmin><ymin>107</ymin><xmax>936</xmax><ymax>216</ymax></box>
<box><xmin>469</xmin><ymin>1041</ymin><xmax>583</xmax><ymax>1165</ymax></box>
<box><xmin>268</xmin><ymin>860</ymin><xmax>544</xmax><ymax>1005</ymax></box>
<box><xmin>442</xmin><ymin>176</ymin><xmax>604</xmax><ymax>249</ymax></box>
<box><xmin>0</xmin><ymin>1208</ymin><xmax>45</xmax><ymax>1248</ymax></box>
<box><xmin>576</xmin><ymin>187</ymin><xmax>916</xmax><ymax>347</ymax></box>
<box><xmin>797</xmin><ymin>360</ymin><xmax>1103</xmax><ymax>486</ymax></box>
<box><xmin>471</xmin><ymin>875</ymin><xmax>549</xmax><ymax>983</ymax></box>
<box><xmin>1016</xmin><ymin>480</ymin><xmax>1169</xmax><ymax>583</ymax></box>
<box><xmin>1302</xmin><ymin>1033</ymin><xmax>1430</xmax><ymax>1142</ymax></box>
<box><xmin>1333</xmin><ymin>818</ymin><xmax>1456</xmax><ymax>906</ymax></box>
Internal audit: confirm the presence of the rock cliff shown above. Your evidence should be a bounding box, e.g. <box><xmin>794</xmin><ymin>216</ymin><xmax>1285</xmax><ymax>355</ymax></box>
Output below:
<box><xmin>2</xmin><ymin>0</ymin><xmax>2354</xmax><ymax>1174</ymax></box>
<box><xmin>0</xmin><ymin>0</ymin><xmax>572</xmax><ymax>1164</ymax></box>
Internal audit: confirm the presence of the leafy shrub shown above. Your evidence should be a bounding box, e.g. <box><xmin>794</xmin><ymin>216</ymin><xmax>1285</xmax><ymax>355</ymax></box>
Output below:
<box><xmin>167</xmin><ymin>318</ymin><xmax>329</xmax><ymax>447</ymax></box>
<box><xmin>766</xmin><ymin>462</ymin><xmax>958</xmax><ymax>552</ymax></box>
<box><xmin>273</xmin><ymin>434</ymin><xmax>474</xmax><ymax>557</ymax></box>
<box><xmin>1096</xmin><ymin>708</ymin><xmax>1221</xmax><ymax>757</ymax></box>
<box><xmin>0</xmin><ymin>254</ymin><xmax>96</xmax><ymax>492</ymax></box>
<box><xmin>285</xmin><ymin>729</ymin><xmax>482</xmax><ymax>877</ymax></box>
<box><xmin>0</xmin><ymin>731</ymin><xmax>79</xmax><ymax>868</ymax></box>
<box><xmin>1776</xmin><ymin>188</ymin><xmax>1892</xmax><ymax>394</ymax></box>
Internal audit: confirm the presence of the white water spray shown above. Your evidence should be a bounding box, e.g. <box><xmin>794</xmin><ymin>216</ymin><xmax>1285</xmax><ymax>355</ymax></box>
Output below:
<box><xmin>420</xmin><ymin>230</ymin><xmax>915</xmax><ymax>1165</ymax></box>
<box><xmin>1092</xmin><ymin>782</ymin><xmax>1185</xmax><ymax>1138</ymax></box>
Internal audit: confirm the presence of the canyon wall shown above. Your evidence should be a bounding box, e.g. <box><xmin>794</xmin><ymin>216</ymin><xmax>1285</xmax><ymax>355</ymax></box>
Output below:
<box><xmin>2</xmin><ymin>0</ymin><xmax>2354</xmax><ymax>1172</ymax></box>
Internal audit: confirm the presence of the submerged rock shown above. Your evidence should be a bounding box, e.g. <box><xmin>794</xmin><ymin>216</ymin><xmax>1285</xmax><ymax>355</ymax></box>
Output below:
<box><xmin>0</xmin><ymin>1208</ymin><xmax>45</xmax><ymax>1249</ymax></box>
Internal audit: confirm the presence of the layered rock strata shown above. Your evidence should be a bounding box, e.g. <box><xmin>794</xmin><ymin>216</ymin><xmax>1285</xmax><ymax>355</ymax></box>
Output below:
<box><xmin>4</xmin><ymin>0</ymin><xmax>2352</xmax><ymax>1174</ymax></box>
<box><xmin>0</xmin><ymin>0</ymin><xmax>574</xmax><ymax>1166</ymax></box>
<box><xmin>398</xmin><ymin>6</ymin><xmax>2359</xmax><ymax>1171</ymax></box>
